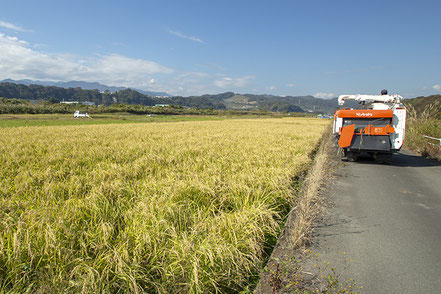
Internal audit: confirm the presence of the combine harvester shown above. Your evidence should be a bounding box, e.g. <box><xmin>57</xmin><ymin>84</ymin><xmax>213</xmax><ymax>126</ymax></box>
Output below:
<box><xmin>333</xmin><ymin>90</ymin><xmax>406</xmax><ymax>162</ymax></box>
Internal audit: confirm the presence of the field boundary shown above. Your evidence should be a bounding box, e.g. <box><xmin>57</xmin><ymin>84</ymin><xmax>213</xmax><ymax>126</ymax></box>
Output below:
<box><xmin>255</xmin><ymin>126</ymin><xmax>335</xmax><ymax>293</ymax></box>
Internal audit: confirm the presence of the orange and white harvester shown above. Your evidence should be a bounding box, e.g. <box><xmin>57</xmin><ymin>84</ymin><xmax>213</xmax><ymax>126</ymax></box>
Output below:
<box><xmin>333</xmin><ymin>91</ymin><xmax>406</xmax><ymax>162</ymax></box>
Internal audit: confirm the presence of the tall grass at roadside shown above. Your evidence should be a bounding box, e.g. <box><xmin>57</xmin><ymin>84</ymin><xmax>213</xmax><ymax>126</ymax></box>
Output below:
<box><xmin>405</xmin><ymin>102</ymin><xmax>441</xmax><ymax>159</ymax></box>
<box><xmin>0</xmin><ymin>118</ymin><xmax>327</xmax><ymax>293</ymax></box>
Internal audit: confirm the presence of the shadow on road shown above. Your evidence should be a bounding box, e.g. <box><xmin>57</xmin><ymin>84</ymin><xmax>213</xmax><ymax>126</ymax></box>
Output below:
<box><xmin>355</xmin><ymin>151</ymin><xmax>441</xmax><ymax>168</ymax></box>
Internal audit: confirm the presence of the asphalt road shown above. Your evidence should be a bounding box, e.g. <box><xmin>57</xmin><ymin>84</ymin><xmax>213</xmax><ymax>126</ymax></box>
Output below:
<box><xmin>312</xmin><ymin>149</ymin><xmax>441</xmax><ymax>293</ymax></box>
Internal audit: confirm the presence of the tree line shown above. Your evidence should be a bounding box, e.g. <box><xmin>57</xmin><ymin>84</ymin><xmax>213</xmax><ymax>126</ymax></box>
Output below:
<box><xmin>0</xmin><ymin>98</ymin><xmax>225</xmax><ymax>115</ymax></box>
<box><xmin>0</xmin><ymin>82</ymin><xmax>157</xmax><ymax>106</ymax></box>
<box><xmin>0</xmin><ymin>82</ymin><xmax>317</xmax><ymax>113</ymax></box>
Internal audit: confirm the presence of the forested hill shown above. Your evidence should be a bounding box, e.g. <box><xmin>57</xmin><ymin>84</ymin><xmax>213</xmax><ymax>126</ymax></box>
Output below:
<box><xmin>0</xmin><ymin>81</ymin><xmax>349</xmax><ymax>113</ymax></box>
<box><xmin>0</xmin><ymin>82</ymin><xmax>156</xmax><ymax>106</ymax></box>
<box><xmin>166</xmin><ymin>92</ymin><xmax>346</xmax><ymax>113</ymax></box>
<box><xmin>0</xmin><ymin>79</ymin><xmax>170</xmax><ymax>97</ymax></box>
<box><xmin>0</xmin><ymin>82</ymin><xmax>228</xmax><ymax>110</ymax></box>
<box><xmin>404</xmin><ymin>95</ymin><xmax>441</xmax><ymax>117</ymax></box>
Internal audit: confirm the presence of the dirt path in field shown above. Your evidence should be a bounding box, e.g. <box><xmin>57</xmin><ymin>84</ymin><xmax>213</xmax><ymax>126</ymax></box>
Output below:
<box><xmin>256</xmin><ymin>141</ymin><xmax>441</xmax><ymax>293</ymax></box>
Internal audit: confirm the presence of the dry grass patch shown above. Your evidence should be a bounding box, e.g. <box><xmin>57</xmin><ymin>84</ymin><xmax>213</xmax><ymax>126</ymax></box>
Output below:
<box><xmin>255</xmin><ymin>127</ymin><xmax>340</xmax><ymax>293</ymax></box>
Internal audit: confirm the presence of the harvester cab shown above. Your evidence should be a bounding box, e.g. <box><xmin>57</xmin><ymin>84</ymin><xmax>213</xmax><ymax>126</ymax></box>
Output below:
<box><xmin>333</xmin><ymin>90</ymin><xmax>406</xmax><ymax>162</ymax></box>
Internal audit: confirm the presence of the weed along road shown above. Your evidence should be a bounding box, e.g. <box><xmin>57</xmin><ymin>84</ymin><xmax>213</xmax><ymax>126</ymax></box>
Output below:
<box><xmin>313</xmin><ymin>149</ymin><xmax>441</xmax><ymax>293</ymax></box>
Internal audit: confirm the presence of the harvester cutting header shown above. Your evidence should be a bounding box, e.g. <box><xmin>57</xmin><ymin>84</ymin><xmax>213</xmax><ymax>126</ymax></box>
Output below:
<box><xmin>333</xmin><ymin>90</ymin><xmax>406</xmax><ymax>162</ymax></box>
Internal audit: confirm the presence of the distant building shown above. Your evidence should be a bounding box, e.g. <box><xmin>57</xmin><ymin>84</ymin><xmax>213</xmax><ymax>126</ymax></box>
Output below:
<box><xmin>60</xmin><ymin>101</ymin><xmax>79</xmax><ymax>104</ymax></box>
<box><xmin>154</xmin><ymin>104</ymin><xmax>170</xmax><ymax>107</ymax></box>
<box><xmin>60</xmin><ymin>101</ymin><xmax>95</xmax><ymax>106</ymax></box>
<box><xmin>317</xmin><ymin>114</ymin><xmax>332</xmax><ymax>119</ymax></box>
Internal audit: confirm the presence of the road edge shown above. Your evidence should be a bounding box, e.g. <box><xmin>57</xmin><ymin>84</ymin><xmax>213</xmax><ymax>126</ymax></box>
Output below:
<box><xmin>254</xmin><ymin>126</ymin><xmax>336</xmax><ymax>293</ymax></box>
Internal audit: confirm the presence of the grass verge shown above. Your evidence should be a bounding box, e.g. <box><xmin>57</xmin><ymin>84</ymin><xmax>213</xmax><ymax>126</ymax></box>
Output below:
<box><xmin>404</xmin><ymin>103</ymin><xmax>441</xmax><ymax>160</ymax></box>
<box><xmin>405</xmin><ymin>118</ymin><xmax>441</xmax><ymax>160</ymax></box>
<box><xmin>254</xmin><ymin>126</ymin><xmax>360</xmax><ymax>293</ymax></box>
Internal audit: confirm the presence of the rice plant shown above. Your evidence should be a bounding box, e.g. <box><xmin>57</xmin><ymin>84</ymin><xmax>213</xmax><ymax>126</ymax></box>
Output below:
<box><xmin>0</xmin><ymin>118</ymin><xmax>327</xmax><ymax>293</ymax></box>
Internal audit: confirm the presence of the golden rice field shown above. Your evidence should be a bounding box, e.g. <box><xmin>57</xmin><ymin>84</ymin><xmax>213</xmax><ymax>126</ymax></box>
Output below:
<box><xmin>0</xmin><ymin>117</ymin><xmax>328</xmax><ymax>293</ymax></box>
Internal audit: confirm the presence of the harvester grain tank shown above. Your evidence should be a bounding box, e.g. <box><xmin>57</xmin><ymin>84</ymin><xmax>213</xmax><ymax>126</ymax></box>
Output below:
<box><xmin>333</xmin><ymin>90</ymin><xmax>406</xmax><ymax>162</ymax></box>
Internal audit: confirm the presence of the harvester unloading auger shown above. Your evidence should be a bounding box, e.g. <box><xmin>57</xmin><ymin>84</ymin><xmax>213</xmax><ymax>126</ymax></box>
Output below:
<box><xmin>333</xmin><ymin>90</ymin><xmax>406</xmax><ymax>162</ymax></box>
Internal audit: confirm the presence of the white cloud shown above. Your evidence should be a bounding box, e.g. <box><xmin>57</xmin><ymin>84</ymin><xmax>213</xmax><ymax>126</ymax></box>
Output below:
<box><xmin>266</xmin><ymin>85</ymin><xmax>276</xmax><ymax>91</ymax></box>
<box><xmin>214</xmin><ymin>75</ymin><xmax>254</xmax><ymax>88</ymax></box>
<box><xmin>0</xmin><ymin>32</ymin><xmax>259</xmax><ymax>96</ymax></box>
<box><xmin>287</xmin><ymin>83</ymin><xmax>296</xmax><ymax>87</ymax></box>
<box><xmin>168</xmin><ymin>30</ymin><xmax>205</xmax><ymax>44</ymax></box>
<box><xmin>433</xmin><ymin>84</ymin><xmax>441</xmax><ymax>91</ymax></box>
<box><xmin>0</xmin><ymin>33</ymin><xmax>78</xmax><ymax>81</ymax></box>
<box><xmin>161</xmin><ymin>72</ymin><xmax>216</xmax><ymax>96</ymax></box>
<box><xmin>314</xmin><ymin>92</ymin><xmax>335</xmax><ymax>99</ymax></box>
<box><xmin>87</xmin><ymin>54</ymin><xmax>173</xmax><ymax>86</ymax></box>
<box><xmin>0</xmin><ymin>20</ymin><xmax>27</xmax><ymax>32</ymax></box>
<box><xmin>0</xmin><ymin>33</ymin><xmax>173</xmax><ymax>89</ymax></box>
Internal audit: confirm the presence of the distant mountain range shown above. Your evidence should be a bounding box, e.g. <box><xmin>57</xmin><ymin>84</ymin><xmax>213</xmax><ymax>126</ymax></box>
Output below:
<box><xmin>1</xmin><ymin>79</ymin><xmax>363</xmax><ymax>113</ymax></box>
<box><xmin>0</xmin><ymin>79</ymin><xmax>170</xmax><ymax>97</ymax></box>
<box><xmin>176</xmin><ymin>92</ymin><xmax>354</xmax><ymax>113</ymax></box>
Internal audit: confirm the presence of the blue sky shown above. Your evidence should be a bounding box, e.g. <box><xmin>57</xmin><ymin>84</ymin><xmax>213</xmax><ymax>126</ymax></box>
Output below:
<box><xmin>0</xmin><ymin>0</ymin><xmax>440</xmax><ymax>97</ymax></box>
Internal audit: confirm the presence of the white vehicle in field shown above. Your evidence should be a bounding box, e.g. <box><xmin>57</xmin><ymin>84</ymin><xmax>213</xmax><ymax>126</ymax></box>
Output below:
<box><xmin>73</xmin><ymin>110</ymin><xmax>89</xmax><ymax>118</ymax></box>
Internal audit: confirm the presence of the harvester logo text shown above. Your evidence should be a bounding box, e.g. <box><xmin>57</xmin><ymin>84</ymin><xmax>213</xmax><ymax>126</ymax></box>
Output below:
<box><xmin>356</xmin><ymin>112</ymin><xmax>373</xmax><ymax>117</ymax></box>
